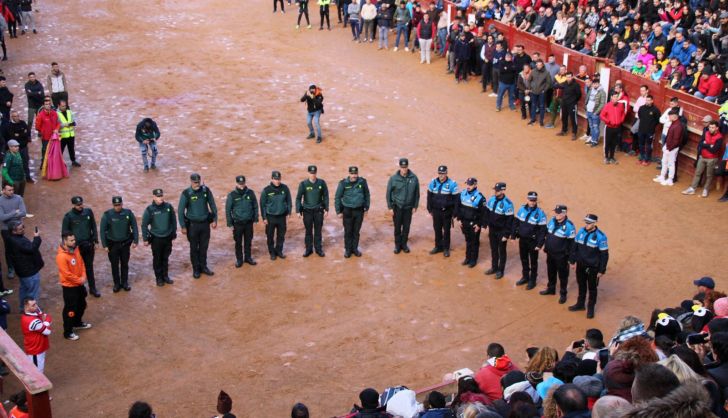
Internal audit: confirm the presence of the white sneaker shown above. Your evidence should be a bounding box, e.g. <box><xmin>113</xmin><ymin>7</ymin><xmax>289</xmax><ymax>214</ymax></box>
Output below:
<box><xmin>73</xmin><ymin>322</ymin><xmax>92</xmax><ymax>330</ymax></box>
<box><xmin>420</xmin><ymin>60</ymin><xmax>424</xmax><ymax>64</ymax></box>
<box><xmin>701</xmin><ymin>189</ymin><xmax>709</xmax><ymax>198</ymax></box>
<box><xmin>0</xmin><ymin>289</ymin><xmax>11</xmax><ymax>296</ymax></box>
<box><xmin>65</xmin><ymin>333</ymin><xmax>79</xmax><ymax>341</ymax></box>
<box><xmin>661</xmin><ymin>179</ymin><xmax>673</xmax><ymax>186</ymax></box>
<box><xmin>405</xmin><ymin>47</ymin><xmax>409</xmax><ymax>51</ymax></box>
<box><xmin>488</xmin><ymin>93</ymin><xmax>497</xmax><ymax>97</ymax></box>
<box><xmin>393</xmin><ymin>47</ymin><xmax>398</xmax><ymax>51</ymax></box>
<box><xmin>682</xmin><ymin>187</ymin><xmax>696</xmax><ymax>195</ymax></box>
<box><xmin>653</xmin><ymin>176</ymin><xmax>664</xmax><ymax>183</ymax></box>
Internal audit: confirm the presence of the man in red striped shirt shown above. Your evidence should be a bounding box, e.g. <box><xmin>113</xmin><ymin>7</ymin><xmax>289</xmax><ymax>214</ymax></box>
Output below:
<box><xmin>20</xmin><ymin>298</ymin><xmax>51</xmax><ymax>373</ymax></box>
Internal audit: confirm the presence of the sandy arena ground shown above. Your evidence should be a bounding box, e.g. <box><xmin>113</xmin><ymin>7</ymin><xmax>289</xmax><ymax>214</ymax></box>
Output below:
<box><xmin>0</xmin><ymin>0</ymin><xmax>725</xmax><ymax>416</ymax></box>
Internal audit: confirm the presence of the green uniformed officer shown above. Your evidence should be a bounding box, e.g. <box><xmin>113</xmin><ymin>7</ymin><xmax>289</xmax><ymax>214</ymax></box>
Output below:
<box><xmin>178</xmin><ymin>173</ymin><xmax>218</xmax><ymax>279</ymax></box>
<box><xmin>225</xmin><ymin>175</ymin><xmax>258</xmax><ymax>268</ymax></box>
<box><xmin>61</xmin><ymin>196</ymin><xmax>101</xmax><ymax>297</ymax></box>
<box><xmin>385</xmin><ymin>158</ymin><xmax>420</xmax><ymax>254</ymax></box>
<box><xmin>296</xmin><ymin>165</ymin><xmax>329</xmax><ymax>257</ymax></box>
<box><xmin>100</xmin><ymin>196</ymin><xmax>138</xmax><ymax>292</ymax></box>
<box><xmin>260</xmin><ymin>171</ymin><xmax>292</xmax><ymax>260</ymax></box>
<box><xmin>141</xmin><ymin>189</ymin><xmax>177</xmax><ymax>287</ymax></box>
<box><xmin>334</xmin><ymin>166</ymin><xmax>370</xmax><ymax>258</ymax></box>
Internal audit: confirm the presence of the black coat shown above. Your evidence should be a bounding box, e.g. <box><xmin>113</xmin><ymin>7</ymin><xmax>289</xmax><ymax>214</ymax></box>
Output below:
<box><xmin>561</xmin><ymin>80</ymin><xmax>582</xmax><ymax>106</ymax></box>
<box><xmin>7</xmin><ymin>234</ymin><xmax>43</xmax><ymax>278</ymax></box>
<box><xmin>300</xmin><ymin>93</ymin><xmax>324</xmax><ymax>113</ymax></box>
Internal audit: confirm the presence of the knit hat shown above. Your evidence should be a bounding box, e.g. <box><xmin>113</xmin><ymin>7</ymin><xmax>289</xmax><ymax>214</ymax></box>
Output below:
<box><xmin>714</xmin><ymin>297</ymin><xmax>728</xmax><ymax>317</ymax></box>
<box><xmin>501</xmin><ymin>370</ymin><xmax>526</xmax><ymax>389</ymax></box>
<box><xmin>603</xmin><ymin>359</ymin><xmax>635</xmax><ymax>402</ymax></box>
<box><xmin>573</xmin><ymin>375</ymin><xmax>603</xmax><ymax>398</ymax></box>
<box><xmin>359</xmin><ymin>388</ymin><xmax>380</xmax><ymax>409</ymax></box>
<box><xmin>654</xmin><ymin>313</ymin><xmax>682</xmax><ymax>341</ymax></box>
<box><xmin>217</xmin><ymin>391</ymin><xmax>232</xmax><ymax>414</ymax></box>
<box><xmin>692</xmin><ymin>306</ymin><xmax>715</xmax><ymax>332</ymax></box>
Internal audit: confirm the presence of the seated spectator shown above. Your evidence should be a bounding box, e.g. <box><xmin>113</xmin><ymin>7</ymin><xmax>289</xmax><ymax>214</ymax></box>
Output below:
<box><xmin>622</xmin><ymin>382</ymin><xmax>715</xmax><ymax>417</ymax></box>
<box><xmin>420</xmin><ymin>391</ymin><xmax>454</xmax><ymax>418</ymax></box>
<box><xmin>128</xmin><ymin>402</ymin><xmax>154</xmax><ymax>418</ymax></box>
<box><xmin>636</xmin><ymin>45</ymin><xmax>654</xmax><ymax>67</ymax></box>
<box><xmin>631</xmin><ymin>363</ymin><xmax>680</xmax><ymax>403</ymax></box>
<box><xmin>348</xmin><ymin>388</ymin><xmax>392</xmax><ymax>418</ymax></box>
<box><xmin>649</xmin><ymin>63</ymin><xmax>663</xmax><ymax>81</ymax></box>
<box><xmin>668</xmin><ymin>32</ymin><xmax>696</xmax><ymax>67</ymax></box>
<box><xmin>552</xmin><ymin>384</ymin><xmax>590</xmax><ymax>418</ymax></box>
<box><xmin>695</xmin><ymin>68</ymin><xmax>724</xmax><ymax>102</ymax></box>
<box><xmin>572</xmin><ymin>375</ymin><xmax>603</xmax><ymax>409</ymax></box>
<box><xmin>619</xmin><ymin>42</ymin><xmax>640</xmax><ymax>70</ymax></box>
<box><xmin>591</xmin><ymin>395</ymin><xmax>631</xmax><ymax>418</ymax></box>
<box><xmin>451</xmin><ymin>375</ymin><xmax>491</xmax><ymax>412</ymax></box>
<box><xmin>661</xmin><ymin>57</ymin><xmax>686</xmax><ymax>81</ymax></box>
<box><xmin>693</xmin><ymin>277</ymin><xmax>715</xmax><ymax>303</ymax></box>
<box><xmin>613</xmin><ymin>39</ymin><xmax>630</xmax><ymax>65</ymax></box>
<box><xmin>291</xmin><ymin>403</ymin><xmax>309</xmax><ymax>418</ymax></box>
<box><xmin>631</xmin><ymin>60</ymin><xmax>647</xmax><ymax>76</ymax></box>
<box><xmin>475</xmin><ymin>343</ymin><xmax>519</xmax><ymax>401</ymax></box>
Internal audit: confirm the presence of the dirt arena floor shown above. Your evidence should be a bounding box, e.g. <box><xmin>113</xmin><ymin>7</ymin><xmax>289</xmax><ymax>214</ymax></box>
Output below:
<box><xmin>1</xmin><ymin>0</ymin><xmax>725</xmax><ymax>416</ymax></box>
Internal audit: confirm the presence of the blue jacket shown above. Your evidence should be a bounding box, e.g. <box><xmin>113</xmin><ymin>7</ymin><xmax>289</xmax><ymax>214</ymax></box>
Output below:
<box><xmin>512</xmin><ymin>204</ymin><xmax>547</xmax><ymax>245</ymax></box>
<box><xmin>420</xmin><ymin>408</ymin><xmax>455</xmax><ymax>418</ymax></box>
<box><xmin>669</xmin><ymin>42</ymin><xmax>697</xmax><ymax>67</ymax></box>
<box><xmin>485</xmin><ymin>195</ymin><xmax>514</xmax><ymax>236</ymax></box>
<box><xmin>571</xmin><ymin>226</ymin><xmax>609</xmax><ymax>273</ymax></box>
<box><xmin>455</xmin><ymin>188</ymin><xmax>487</xmax><ymax>223</ymax></box>
<box><xmin>544</xmin><ymin>217</ymin><xmax>576</xmax><ymax>258</ymax></box>
<box><xmin>427</xmin><ymin>177</ymin><xmax>459</xmax><ymax>212</ymax></box>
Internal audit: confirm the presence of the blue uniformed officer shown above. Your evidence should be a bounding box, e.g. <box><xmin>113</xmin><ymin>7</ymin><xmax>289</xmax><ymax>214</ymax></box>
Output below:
<box><xmin>484</xmin><ymin>182</ymin><xmax>514</xmax><ymax>279</ymax></box>
<box><xmin>426</xmin><ymin>165</ymin><xmax>458</xmax><ymax>257</ymax></box>
<box><xmin>569</xmin><ymin>213</ymin><xmax>609</xmax><ymax>319</ymax></box>
<box><xmin>540</xmin><ymin>204</ymin><xmax>575</xmax><ymax>304</ymax></box>
<box><xmin>512</xmin><ymin>191</ymin><xmax>547</xmax><ymax>290</ymax></box>
<box><xmin>454</xmin><ymin>177</ymin><xmax>487</xmax><ymax>268</ymax></box>
<box><xmin>334</xmin><ymin>166</ymin><xmax>370</xmax><ymax>258</ymax></box>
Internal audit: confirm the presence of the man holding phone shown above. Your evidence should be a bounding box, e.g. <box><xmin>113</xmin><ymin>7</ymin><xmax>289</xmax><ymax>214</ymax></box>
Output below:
<box><xmin>6</xmin><ymin>220</ymin><xmax>43</xmax><ymax>310</ymax></box>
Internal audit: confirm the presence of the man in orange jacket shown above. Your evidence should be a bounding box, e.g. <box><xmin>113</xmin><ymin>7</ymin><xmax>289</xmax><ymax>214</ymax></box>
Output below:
<box><xmin>600</xmin><ymin>91</ymin><xmax>627</xmax><ymax>165</ymax></box>
<box><xmin>56</xmin><ymin>231</ymin><xmax>92</xmax><ymax>341</ymax></box>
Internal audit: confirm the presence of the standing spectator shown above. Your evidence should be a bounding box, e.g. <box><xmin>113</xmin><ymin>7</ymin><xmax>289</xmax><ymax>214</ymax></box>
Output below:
<box><xmin>47</xmin><ymin>62</ymin><xmax>68</xmax><ymax>108</ymax></box>
<box><xmin>546</xmin><ymin>65</ymin><xmax>567</xmax><ymax>129</ymax></box>
<box><xmin>393</xmin><ymin>2</ymin><xmax>410</xmax><ymax>52</ymax></box>
<box><xmin>600</xmin><ymin>91</ymin><xmax>627</xmax><ymax>165</ymax></box>
<box><xmin>528</xmin><ymin>59</ymin><xmax>551</xmax><ymax>126</ymax></box>
<box><xmin>61</xmin><ymin>196</ymin><xmax>101</xmax><ymax>297</ymax></box>
<box><xmin>3</xmin><ymin>111</ymin><xmax>32</xmax><ymax>183</ymax></box>
<box><xmin>584</xmin><ymin>78</ymin><xmax>606</xmax><ymax>147</ymax></box>
<box><xmin>19</xmin><ymin>0</ymin><xmax>35</xmax><ymax>34</ymax></box>
<box><xmin>34</xmin><ymin>97</ymin><xmax>59</xmax><ymax>168</ymax></box>
<box><xmin>436</xmin><ymin>9</ymin><xmax>449</xmax><ymax>57</ymax></box>
<box><xmin>0</xmin><ymin>76</ymin><xmax>13</xmax><ymax>126</ymax></box>
<box><xmin>360</xmin><ymin>0</ymin><xmax>376</xmax><ymax>43</ymax></box>
<box><xmin>516</xmin><ymin>64</ymin><xmax>533</xmax><ymax>120</ymax></box>
<box><xmin>654</xmin><ymin>110</ymin><xmax>683</xmax><ymax>186</ymax></box>
<box><xmin>135</xmin><ymin>117</ymin><xmax>160</xmax><ymax>172</ymax></box>
<box><xmin>296</xmin><ymin>0</ymin><xmax>311</xmax><ymax>29</ymax></box>
<box><xmin>376</xmin><ymin>3</ymin><xmax>392</xmax><ymax>50</ymax></box>
<box><xmin>6</xmin><ymin>220</ymin><xmax>42</xmax><ymax>310</ymax></box>
<box><xmin>19</xmin><ymin>298</ymin><xmax>50</xmax><ymax>373</ymax></box>
<box><xmin>556</xmin><ymin>72</ymin><xmax>582</xmax><ymax>140</ymax></box>
<box><xmin>0</xmin><ymin>182</ymin><xmax>25</xmax><ymax>281</ymax></box>
<box><xmin>3</xmin><ymin>1</ymin><xmax>17</xmax><ymax>39</ymax></box>
<box><xmin>386</xmin><ymin>158</ymin><xmax>419</xmax><ymax>254</ymax></box>
<box><xmin>636</xmin><ymin>95</ymin><xmax>661</xmax><ymax>166</ymax></box>
<box><xmin>273</xmin><ymin>0</ymin><xmax>285</xmax><ymax>12</ymax></box>
<box><xmin>496</xmin><ymin>52</ymin><xmax>518</xmax><ymax>112</ymax></box>
<box><xmin>56</xmin><ymin>231</ymin><xmax>91</xmax><ymax>341</ymax></box>
<box><xmin>480</xmin><ymin>35</ymin><xmax>496</xmax><ymax>92</ymax></box>
<box><xmin>453</xmin><ymin>32</ymin><xmax>471</xmax><ymax>82</ymax></box>
<box><xmin>683</xmin><ymin>121</ymin><xmax>724</xmax><ymax>197</ymax></box>
<box><xmin>57</xmin><ymin>100</ymin><xmax>80</xmax><ymax>167</ymax></box>
<box><xmin>347</xmin><ymin>0</ymin><xmax>360</xmax><ymax>40</ymax></box>
<box><xmin>318</xmin><ymin>0</ymin><xmax>331</xmax><ymax>30</ymax></box>
<box><xmin>417</xmin><ymin>13</ymin><xmax>435</xmax><ymax>64</ymax></box>
<box><xmin>300</xmin><ymin>85</ymin><xmax>324</xmax><ymax>143</ymax></box>
<box><xmin>718</xmin><ymin>141</ymin><xmax>728</xmax><ymax>202</ymax></box>
<box><xmin>3</xmin><ymin>140</ymin><xmax>26</xmax><ymax>196</ymax></box>
<box><xmin>23</xmin><ymin>72</ymin><xmax>43</xmax><ymax>132</ymax></box>
<box><xmin>100</xmin><ymin>196</ymin><xmax>138</xmax><ymax>292</ymax></box>
<box><xmin>489</xmin><ymin>41</ymin><xmax>505</xmax><ymax>96</ymax></box>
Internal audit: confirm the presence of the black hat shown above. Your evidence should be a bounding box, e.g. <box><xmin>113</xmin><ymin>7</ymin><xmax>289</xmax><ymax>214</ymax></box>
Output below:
<box><xmin>308</xmin><ymin>165</ymin><xmax>317</xmax><ymax>174</ymax></box>
<box><xmin>584</xmin><ymin>213</ymin><xmax>598</xmax><ymax>224</ymax></box>
<box><xmin>465</xmin><ymin>177</ymin><xmax>477</xmax><ymax>185</ymax></box>
<box><xmin>190</xmin><ymin>173</ymin><xmax>201</xmax><ymax>182</ymax></box>
<box><xmin>153</xmin><ymin>188</ymin><xmax>164</xmax><ymax>197</ymax></box>
<box><xmin>493</xmin><ymin>182</ymin><xmax>506</xmax><ymax>191</ymax></box>
<box><xmin>271</xmin><ymin>170</ymin><xmax>281</xmax><ymax>180</ymax></box>
<box><xmin>112</xmin><ymin>196</ymin><xmax>123</xmax><ymax>205</ymax></box>
<box><xmin>694</xmin><ymin>276</ymin><xmax>715</xmax><ymax>289</ymax></box>
<box><xmin>349</xmin><ymin>166</ymin><xmax>358</xmax><ymax>174</ymax></box>
<box><xmin>399</xmin><ymin>158</ymin><xmax>409</xmax><ymax>167</ymax></box>
<box><xmin>554</xmin><ymin>204</ymin><xmax>568</xmax><ymax>213</ymax></box>
<box><xmin>236</xmin><ymin>175</ymin><xmax>246</xmax><ymax>184</ymax></box>
<box><xmin>655</xmin><ymin>313</ymin><xmax>682</xmax><ymax>341</ymax></box>
<box><xmin>527</xmin><ymin>191</ymin><xmax>538</xmax><ymax>200</ymax></box>
<box><xmin>71</xmin><ymin>196</ymin><xmax>83</xmax><ymax>205</ymax></box>
<box><xmin>438</xmin><ymin>165</ymin><xmax>448</xmax><ymax>174</ymax></box>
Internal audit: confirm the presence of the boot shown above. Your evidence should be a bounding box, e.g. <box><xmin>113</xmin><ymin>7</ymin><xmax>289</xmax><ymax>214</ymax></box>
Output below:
<box><xmin>587</xmin><ymin>305</ymin><xmax>595</xmax><ymax>319</ymax></box>
<box><xmin>539</xmin><ymin>288</ymin><xmax>555</xmax><ymax>295</ymax></box>
<box><xmin>558</xmin><ymin>294</ymin><xmax>567</xmax><ymax>304</ymax></box>
<box><xmin>525</xmin><ymin>280</ymin><xmax>536</xmax><ymax>290</ymax></box>
<box><xmin>568</xmin><ymin>302</ymin><xmax>586</xmax><ymax>311</ymax></box>
<box><xmin>719</xmin><ymin>191</ymin><xmax>728</xmax><ymax>202</ymax></box>
<box><xmin>515</xmin><ymin>277</ymin><xmax>529</xmax><ymax>286</ymax></box>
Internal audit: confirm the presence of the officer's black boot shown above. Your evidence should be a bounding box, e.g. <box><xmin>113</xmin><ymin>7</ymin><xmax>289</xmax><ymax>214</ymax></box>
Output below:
<box><xmin>587</xmin><ymin>304</ymin><xmax>595</xmax><ymax>319</ymax></box>
<box><xmin>558</xmin><ymin>292</ymin><xmax>567</xmax><ymax>304</ymax></box>
<box><xmin>516</xmin><ymin>276</ymin><xmax>529</xmax><ymax>286</ymax></box>
<box><xmin>156</xmin><ymin>277</ymin><xmax>164</xmax><ymax>287</ymax></box>
<box><xmin>303</xmin><ymin>248</ymin><xmax>313</xmax><ymax>257</ymax></box>
<box><xmin>539</xmin><ymin>287</ymin><xmax>555</xmax><ymax>295</ymax></box>
<box><xmin>526</xmin><ymin>279</ymin><xmax>536</xmax><ymax>290</ymax></box>
<box><xmin>568</xmin><ymin>300</ymin><xmax>586</xmax><ymax>311</ymax></box>
<box><xmin>235</xmin><ymin>259</ymin><xmax>244</xmax><ymax>268</ymax></box>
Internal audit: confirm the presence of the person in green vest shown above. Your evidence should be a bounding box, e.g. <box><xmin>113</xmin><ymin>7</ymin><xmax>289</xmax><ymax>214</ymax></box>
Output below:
<box><xmin>57</xmin><ymin>100</ymin><xmax>80</xmax><ymax>167</ymax></box>
<box><xmin>178</xmin><ymin>173</ymin><xmax>217</xmax><ymax>278</ymax></box>
<box><xmin>142</xmin><ymin>189</ymin><xmax>177</xmax><ymax>287</ymax></box>
<box><xmin>385</xmin><ymin>158</ymin><xmax>420</xmax><ymax>254</ymax></box>
<box><xmin>225</xmin><ymin>175</ymin><xmax>258</xmax><ymax>268</ymax></box>
<box><xmin>61</xmin><ymin>196</ymin><xmax>100</xmax><ymax>297</ymax></box>
<box><xmin>296</xmin><ymin>165</ymin><xmax>329</xmax><ymax>257</ymax></box>
<box><xmin>334</xmin><ymin>166</ymin><xmax>370</xmax><ymax>258</ymax></box>
<box><xmin>100</xmin><ymin>196</ymin><xmax>138</xmax><ymax>293</ymax></box>
<box><xmin>2</xmin><ymin>140</ymin><xmax>25</xmax><ymax>197</ymax></box>
<box><xmin>260</xmin><ymin>171</ymin><xmax>292</xmax><ymax>260</ymax></box>
<box><xmin>318</xmin><ymin>0</ymin><xmax>331</xmax><ymax>30</ymax></box>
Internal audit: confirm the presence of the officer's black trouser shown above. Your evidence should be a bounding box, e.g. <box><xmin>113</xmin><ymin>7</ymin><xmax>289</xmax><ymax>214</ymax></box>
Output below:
<box><xmin>575</xmin><ymin>262</ymin><xmax>599</xmax><ymax>307</ymax></box>
<box><xmin>150</xmin><ymin>235</ymin><xmax>173</xmax><ymax>281</ymax></box>
<box><xmin>460</xmin><ymin>219</ymin><xmax>480</xmax><ymax>263</ymax></box>
<box><xmin>1</xmin><ymin>230</ymin><xmax>12</xmax><ymax>274</ymax></box>
<box><xmin>489</xmin><ymin>230</ymin><xmax>507</xmax><ymax>272</ymax></box>
<box><xmin>519</xmin><ymin>237</ymin><xmax>539</xmax><ymax>283</ymax></box>
<box><xmin>546</xmin><ymin>253</ymin><xmax>569</xmax><ymax>296</ymax></box>
<box><xmin>78</xmin><ymin>240</ymin><xmax>97</xmax><ymax>291</ymax></box>
<box><xmin>187</xmin><ymin>221</ymin><xmax>210</xmax><ymax>272</ymax></box>
<box><xmin>265</xmin><ymin>214</ymin><xmax>287</xmax><ymax>255</ymax></box>
<box><xmin>342</xmin><ymin>207</ymin><xmax>364</xmax><ymax>252</ymax></box>
<box><xmin>561</xmin><ymin>102</ymin><xmax>578</xmax><ymax>134</ymax></box>
<box><xmin>233</xmin><ymin>221</ymin><xmax>254</xmax><ymax>262</ymax></box>
<box><xmin>107</xmin><ymin>241</ymin><xmax>131</xmax><ymax>287</ymax></box>
<box><xmin>392</xmin><ymin>206</ymin><xmax>413</xmax><ymax>249</ymax></box>
<box><xmin>303</xmin><ymin>208</ymin><xmax>324</xmax><ymax>252</ymax></box>
<box><xmin>432</xmin><ymin>208</ymin><xmax>453</xmax><ymax>250</ymax></box>
<box><xmin>62</xmin><ymin>285</ymin><xmax>86</xmax><ymax>337</ymax></box>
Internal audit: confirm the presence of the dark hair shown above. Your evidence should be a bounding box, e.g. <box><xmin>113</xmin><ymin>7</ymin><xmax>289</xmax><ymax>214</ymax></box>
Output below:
<box><xmin>428</xmin><ymin>391</ymin><xmax>446</xmax><ymax>409</ymax></box>
<box><xmin>61</xmin><ymin>231</ymin><xmax>75</xmax><ymax>240</ymax></box>
<box><xmin>565</xmin><ymin>71</ymin><xmax>574</xmax><ymax>76</ymax></box>
<box><xmin>709</xmin><ymin>120</ymin><xmax>719</xmax><ymax>127</ymax></box>
<box><xmin>2</xmin><ymin>183</ymin><xmax>13</xmax><ymax>190</ymax></box>
<box><xmin>646</xmin><ymin>94</ymin><xmax>654</xmax><ymax>99</ymax></box>
<box><xmin>585</xmin><ymin>329</ymin><xmax>604</xmax><ymax>348</ymax></box>
<box><xmin>487</xmin><ymin>343</ymin><xmax>505</xmax><ymax>358</ymax></box>
<box><xmin>553</xmin><ymin>384</ymin><xmax>587</xmax><ymax>414</ymax></box>
<box><xmin>22</xmin><ymin>297</ymin><xmax>35</xmax><ymax>307</ymax></box>
<box><xmin>669</xmin><ymin>345</ymin><xmax>708</xmax><ymax>376</ymax></box>
<box><xmin>128</xmin><ymin>401</ymin><xmax>153</xmax><ymax>418</ymax></box>
<box><xmin>526</xmin><ymin>346</ymin><xmax>539</xmax><ymax>359</ymax></box>
<box><xmin>655</xmin><ymin>335</ymin><xmax>676</xmax><ymax>352</ymax></box>
<box><xmin>509</xmin><ymin>402</ymin><xmax>539</xmax><ymax>418</ymax></box>
<box><xmin>632</xmin><ymin>363</ymin><xmax>680</xmax><ymax>403</ymax></box>
<box><xmin>553</xmin><ymin>360</ymin><xmax>579</xmax><ymax>383</ymax></box>
<box><xmin>640</xmin><ymin>84</ymin><xmax>649</xmax><ymax>90</ymax></box>
<box><xmin>28</xmin><ymin>72</ymin><xmax>35</xmax><ymax>77</ymax></box>
<box><xmin>509</xmin><ymin>391</ymin><xmax>534</xmax><ymax>406</ymax></box>
<box><xmin>291</xmin><ymin>402</ymin><xmax>309</xmax><ymax>418</ymax></box>
<box><xmin>51</xmin><ymin>62</ymin><xmax>58</xmax><ymax>66</ymax></box>
<box><xmin>670</xmin><ymin>96</ymin><xmax>679</xmax><ymax>102</ymax></box>
<box><xmin>10</xmin><ymin>391</ymin><xmax>27</xmax><ymax>412</ymax></box>
<box><xmin>711</xmin><ymin>332</ymin><xmax>728</xmax><ymax>362</ymax></box>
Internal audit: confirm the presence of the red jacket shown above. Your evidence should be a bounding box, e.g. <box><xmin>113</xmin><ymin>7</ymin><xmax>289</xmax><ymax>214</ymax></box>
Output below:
<box><xmin>35</xmin><ymin>109</ymin><xmax>60</xmax><ymax>141</ymax></box>
<box><xmin>600</xmin><ymin>101</ymin><xmax>626</xmax><ymax>128</ymax></box>
<box><xmin>474</xmin><ymin>355</ymin><xmax>518</xmax><ymax>402</ymax></box>
<box><xmin>700</xmin><ymin>130</ymin><xmax>724</xmax><ymax>159</ymax></box>
<box><xmin>21</xmin><ymin>310</ymin><xmax>51</xmax><ymax>355</ymax></box>
<box><xmin>698</xmin><ymin>75</ymin><xmax>724</xmax><ymax>98</ymax></box>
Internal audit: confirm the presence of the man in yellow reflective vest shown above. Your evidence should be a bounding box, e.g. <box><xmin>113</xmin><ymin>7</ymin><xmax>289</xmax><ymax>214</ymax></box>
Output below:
<box><xmin>57</xmin><ymin>100</ymin><xmax>80</xmax><ymax>167</ymax></box>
